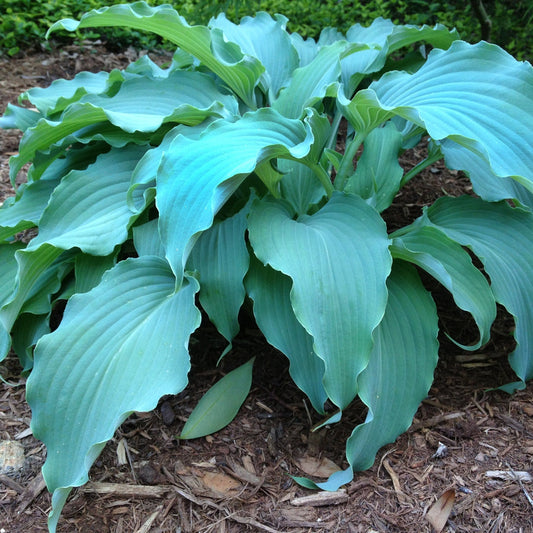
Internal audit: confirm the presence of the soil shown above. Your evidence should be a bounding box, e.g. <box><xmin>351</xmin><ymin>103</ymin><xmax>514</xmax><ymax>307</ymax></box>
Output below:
<box><xmin>1</xmin><ymin>45</ymin><xmax>533</xmax><ymax>533</ymax></box>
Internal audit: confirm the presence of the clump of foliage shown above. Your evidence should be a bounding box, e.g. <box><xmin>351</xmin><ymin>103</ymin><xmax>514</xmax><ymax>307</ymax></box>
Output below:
<box><xmin>1</xmin><ymin>3</ymin><xmax>533</xmax><ymax>531</ymax></box>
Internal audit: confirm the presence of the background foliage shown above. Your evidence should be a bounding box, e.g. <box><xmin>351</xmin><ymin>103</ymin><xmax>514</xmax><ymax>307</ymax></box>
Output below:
<box><xmin>1</xmin><ymin>0</ymin><xmax>532</xmax><ymax>59</ymax></box>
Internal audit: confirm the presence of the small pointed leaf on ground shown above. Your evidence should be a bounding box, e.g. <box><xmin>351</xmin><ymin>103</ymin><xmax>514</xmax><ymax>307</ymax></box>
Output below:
<box><xmin>180</xmin><ymin>358</ymin><xmax>254</xmax><ymax>440</ymax></box>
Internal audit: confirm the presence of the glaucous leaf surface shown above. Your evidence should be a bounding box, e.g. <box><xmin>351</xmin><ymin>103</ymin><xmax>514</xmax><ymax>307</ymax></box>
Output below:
<box><xmin>248</xmin><ymin>192</ymin><xmax>391</xmax><ymax>409</ymax></box>
<box><xmin>420</xmin><ymin>196</ymin><xmax>533</xmax><ymax>391</ymax></box>
<box><xmin>27</xmin><ymin>257</ymin><xmax>201</xmax><ymax>530</ymax></box>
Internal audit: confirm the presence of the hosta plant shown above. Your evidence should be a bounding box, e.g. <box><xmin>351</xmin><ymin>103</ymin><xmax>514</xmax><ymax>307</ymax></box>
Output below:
<box><xmin>1</xmin><ymin>3</ymin><xmax>533</xmax><ymax>531</ymax></box>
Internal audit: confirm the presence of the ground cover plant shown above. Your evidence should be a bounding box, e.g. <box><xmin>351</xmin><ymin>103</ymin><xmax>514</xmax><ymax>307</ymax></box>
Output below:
<box><xmin>0</xmin><ymin>3</ymin><xmax>532</xmax><ymax>531</ymax></box>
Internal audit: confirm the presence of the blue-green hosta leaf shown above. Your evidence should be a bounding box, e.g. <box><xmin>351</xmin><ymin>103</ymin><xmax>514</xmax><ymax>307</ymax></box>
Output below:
<box><xmin>125</xmin><ymin>50</ymin><xmax>194</xmax><ymax>76</ymax></box>
<box><xmin>390</xmin><ymin>225</ymin><xmax>496</xmax><ymax>350</ymax></box>
<box><xmin>421</xmin><ymin>196</ymin><xmax>533</xmax><ymax>391</ymax></box>
<box><xmin>26</xmin><ymin>257</ymin><xmax>201</xmax><ymax>532</ymax></box>
<box><xmin>440</xmin><ymin>139</ymin><xmax>533</xmax><ymax>209</ymax></box>
<box><xmin>341</xmin><ymin>18</ymin><xmax>395</xmax><ymax>93</ymax></box>
<box><xmin>0</xmin><ymin>104</ymin><xmax>42</xmax><ymax>131</ymax></box>
<box><xmin>11</xmin><ymin>312</ymin><xmax>50</xmax><ymax>373</ymax></box>
<box><xmin>180</xmin><ymin>358</ymin><xmax>254</xmax><ymax>440</ymax></box>
<box><xmin>279</xmin><ymin>159</ymin><xmax>327</xmax><ymax>215</ymax></box>
<box><xmin>248</xmin><ymin>192</ymin><xmax>391</xmax><ymax>409</ymax></box>
<box><xmin>0</xmin><ymin>179</ymin><xmax>59</xmax><ymax>241</ymax></box>
<box><xmin>18</xmin><ymin>254</ymin><xmax>72</xmax><ymax>316</ymax></box>
<box><xmin>27</xmin><ymin>140</ymin><xmax>112</xmax><ymax>185</ymax></box>
<box><xmin>345</xmin><ymin>122</ymin><xmax>403</xmax><ymax>212</ymax></box>
<box><xmin>0</xmin><ymin>242</ymin><xmax>25</xmax><ymax>308</ymax></box>
<box><xmin>79</xmin><ymin>69</ymin><xmax>238</xmax><ymax>129</ymax></box>
<box><xmin>210</xmin><ymin>12</ymin><xmax>299</xmax><ymax>99</ymax></box>
<box><xmin>187</xmin><ymin>200</ymin><xmax>251</xmax><ymax>347</ymax></box>
<box><xmin>47</xmin><ymin>2</ymin><xmax>264</xmax><ymax>108</ymax></box>
<box><xmin>10</xmin><ymin>70</ymin><xmax>237</xmax><ymax>181</ymax></box>
<box><xmin>4</xmin><ymin>143</ymin><xmax>108</xmax><ymax>231</ymax></box>
<box><xmin>294</xmin><ymin>261</ymin><xmax>439</xmax><ymax>490</ymax></box>
<box><xmin>132</xmin><ymin>219</ymin><xmax>165</xmax><ymax>258</ymax></box>
<box><xmin>156</xmin><ymin>108</ymin><xmax>318</xmax><ymax>281</ymax></box>
<box><xmin>74</xmin><ymin>252</ymin><xmax>117</xmax><ymax>294</ymax></box>
<box><xmin>347</xmin><ymin>261</ymin><xmax>439</xmax><ymax>470</ymax></box>
<box><xmin>341</xmin><ymin>18</ymin><xmax>459</xmax><ymax>94</ymax></box>
<box><xmin>20</xmin><ymin>70</ymin><xmax>125</xmax><ymax>116</ymax></box>
<box><xmin>272</xmin><ymin>40</ymin><xmax>346</xmax><ymax>119</ymax></box>
<box><xmin>290</xmin><ymin>33</ymin><xmax>319</xmax><ymax>67</ymax></box>
<box><xmin>0</xmin><ymin>245</ymin><xmax>65</xmax><ymax>360</ymax></box>
<box><xmin>28</xmin><ymin>145</ymin><xmax>148</xmax><ymax>255</ymax></box>
<box><xmin>128</xmin><ymin>125</ymin><xmax>191</xmax><ymax>211</ymax></box>
<box><xmin>341</xmin><ymin>41</ymin><xmax>533</xmax><ymax>193</ymax></box>
<box><xmin>245</xmin><ymin>258</ymin><xmax>327</xmax><ymax>413</ymax></box>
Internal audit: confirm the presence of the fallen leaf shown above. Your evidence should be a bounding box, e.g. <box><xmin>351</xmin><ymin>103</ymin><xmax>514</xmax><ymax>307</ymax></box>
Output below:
<box><xmin>200</xmin><ymin>471</ymin><xmax>241</xmax><ymax>496</ymax></box>
<box><xmin>295</xmin><ymin>456</ymin><xmax>341</xmax><ymax>478</ymax></box>
<box><xmin>522</xmin><ymin>405</ymin><xmax>533</xmax><ymax>416</ymax></box>
<box><xmin>426</xmin><ymin>489</ymin><xmax>455</xmax><ymax>533</ymax></box>
<box><xmin>280</xmin><ymin>506</ymin><xmax>318</xmax><ymax>521</ymax></box>
<box><xmin>485</xmin><ymin>470</ymin><xmax>532</xmax><ymax>483</ymax></box>
<box><xmin>0</xmin><ymin>440</ymin><xmax>25</xmax><ymax>474</ymax></box>
<box><xmin>116</xmin><ymin>438</ymin><xmax>127</xmax><ymax>466</ymax></box>
<box><xmin>291</xmin><ymin>489</ymin><xmax>348</xmax><ymax>507</ymax></box>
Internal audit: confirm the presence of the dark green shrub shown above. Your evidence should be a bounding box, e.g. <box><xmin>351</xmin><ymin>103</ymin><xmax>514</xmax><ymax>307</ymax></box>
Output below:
<box><xmin>1</xmin><ymin>0</ymin><xmax>531</xmax><ymax>58</ymax></box>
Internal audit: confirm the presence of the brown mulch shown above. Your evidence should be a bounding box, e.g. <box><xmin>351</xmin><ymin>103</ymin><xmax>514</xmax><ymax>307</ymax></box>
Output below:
<box><xmin>1</xmin><ymin>46</ymin><xmax>532</xmax><ymax>533</ymax></box>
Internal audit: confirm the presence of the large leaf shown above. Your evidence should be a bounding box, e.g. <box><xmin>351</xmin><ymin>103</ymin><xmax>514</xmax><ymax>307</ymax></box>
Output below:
<box><xmin>348</xmin><ymin>261</ymin><xmax>439</xmax><ymax>469</ymax></box>
<box><xmin>340</xmin><ymin>41</ymin><xmax>533</xmax><ymax>193</ymax></box>
<box><xmin>248</xmin><ymin>192</ymin><xmax>391</xmax><ymax>409</ymax></box>
<box><xmin>11</xmin><ymin>312</ymin><xmax>50</xmax><ymax>373</ymax></box>
<box><xmin>390</xmin><ymin>225</ymin><xmax>496</xmax><ymax>350</ymax></box>
<box><xmin>1</xmin><ymin>143</ymin><xmax>143</xmax><ymax>359</ymax></box>
<box><xmin>0</xmin><ymin>142</ymin><xmax>108</xmax><ymax>242</ymax></box>
<box><xmin>73</xmin><ymin>252</ymin><xmax>117</xmax><ymax>294</ymax></box>
<box><xmin>342</xmin><ymin>18</ymin><xmax>459</xmax><ymax>93</ymax></box>
<box><xmin>20</xmin><ymin>69</ymin><xmax>125</xmax><ymax>116</ymax></box>
<box><xmin>210</xmin><ymin>12</ymin><xmax>299</xmax><ymax>99</ymax></box>
<box><xmin>47</xmin><ymin>1</ymin><xmax>264</xmax><ymax>108</ymax></box>
<box><xmin>128</xmin><ymin>125</ymin><xmax>188</xmax><ymax>211</ymax></box>
<box><xmin>0</xmin><ymin>242</ymin><xmax>26</xmax><ymax>358</ymax></box>
<box><xmin>187</xmin><ymin>200</ymin><xmax>251</xmax><ymax>347</ymax></box>
<box><xmin>419</xmin><ymin>196</ymin><xmax>533</xmax><ymax>391</ymax></box>
<box><xmin>10</xmin><ymin>70</ymin><xmax>237</xmax><ymax>181</ymax></box>
<box><xmin>0</xmin><ymin>242</ymin><xmax>25</xmax><ymax>308</ymax></box>
<box><xmin>294</xmin><ymin>261</ymin><xmax>439</xmax><ymax>490</ymax></box>
<box><xmin>272</xmin><ymin>40</ymin><xmax>346</xmax><ymax>119</ymax></box>
<box><xmin>0</xmin><ymin>245</ymin><xmax>65</xmax><ymax>360</ymax></box>
<box><xmin>156</xmin><ymin>108</ymin><xmax>318</xmax><ymax>281</ymax></box>
<box><xmin>180</xmin><ymin>358</ymin><xmax>254</xmax><ymax>439</ymax></box>
<box><xmin>245</xmin><ymin>258</ymin><xmax>327</xmax><ymax>413</ymax></box>
<box><xmin>0</xmin><ymin>103</ymin><xmax>42</xmax><ymax>131</ymax></box>
<box><xmin>345</xmin><ymin>121</ymin><xmax>404</xmax><ymax>212</ymax></box>
<box><xmin>132</xmin><ymin>219</ymin><xmax>165</xmax><ymax>258</ymax></box>
<box><xmin>26</xmin><ymin>257</ymin><xmax>201</xmax><ymax>532</ymax></box>
<box><xmin>28</xmin><ymin>145</ymin><xmax>148</xmax><ymax>255</ymax></box>
<box><xmin>0</xmin><ymin>179</ymin><xmax>60</xmax><ymax>242</ymax></box>
<box><xmin>439</xmin><ymin>139</ymin><xmax>533</xmax><ymax>208</ymax></box>
<box><xmin>279</xmin><ymin>159</ymin><xmax>327</xmax><ymax>215</ymax></box>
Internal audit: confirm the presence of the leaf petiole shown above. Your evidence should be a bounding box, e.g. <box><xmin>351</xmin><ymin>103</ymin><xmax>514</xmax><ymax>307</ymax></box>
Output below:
<box><xmin>334</xmin><ymin>131</ymin><xmax>366</xmax><ymax>190</ymax></box>
<box><xmin>400</xmin><ymin>143</ymin><xmax>443</xmax><ymax>187</ymax></box>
